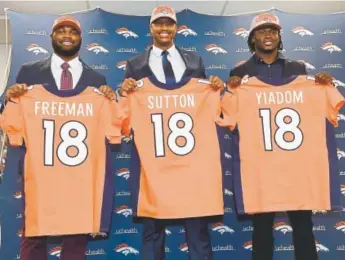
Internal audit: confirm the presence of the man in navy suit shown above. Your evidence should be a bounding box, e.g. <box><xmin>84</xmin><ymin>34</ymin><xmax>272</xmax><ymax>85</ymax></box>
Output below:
<box><xmin>119</xmin><ymin>5</ymin><xmax>223</xmax><ymax>260</ymax></box>
<box><xmin>5</xmin><ymin>15</ymin><xmax>113</xmax><ymax>260</ymax></box>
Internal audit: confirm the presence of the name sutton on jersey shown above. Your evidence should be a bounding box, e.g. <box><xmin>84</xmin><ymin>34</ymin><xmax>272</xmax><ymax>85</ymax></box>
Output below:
<box><xmin>256</xmin><ymin>90</ymin><xmax>304</xmax><ymax>105</ymax></box>
<box><xmin>147</xmin><ymin>94</ymin><xmax>195</xmax><ymax>110</ymax></box>
<box><xmin>34</xmin><ymin>101</ymin><xmax>94</xmax><ymax>117</ymax></box>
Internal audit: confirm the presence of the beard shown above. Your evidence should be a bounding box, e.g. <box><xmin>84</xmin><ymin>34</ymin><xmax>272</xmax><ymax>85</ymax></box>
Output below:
<box><xmin>52</xmin><ymin>39</ymin><xmax>81</xmax><ymax>57</ymax></box>
<box><xmin>255</xmin><ymin>44</ymin><xmax>278</xmax><ymax>54</ymax></box>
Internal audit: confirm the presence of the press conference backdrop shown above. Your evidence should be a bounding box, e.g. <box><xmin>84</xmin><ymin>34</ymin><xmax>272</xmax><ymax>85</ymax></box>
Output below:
<box><xmin>1</xmin><ymin>7</ymin><xmax>345</xmax><ymax>260</ymax></box>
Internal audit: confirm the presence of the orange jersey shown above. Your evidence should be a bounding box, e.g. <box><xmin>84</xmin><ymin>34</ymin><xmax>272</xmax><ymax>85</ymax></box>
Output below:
<box><xmin>222</xmin><ymin>75</ymin><xmax>345</xmax><ymax>214</ymax></box>
<box><xmin>119</xmin><ymin>77</ymin><xmax>225</xmax><ymax>219</ymax></box>
<box><xmin>0</xmin><ymin>85</ymin><xmax>121</xmax><ymax>236</ymax></box>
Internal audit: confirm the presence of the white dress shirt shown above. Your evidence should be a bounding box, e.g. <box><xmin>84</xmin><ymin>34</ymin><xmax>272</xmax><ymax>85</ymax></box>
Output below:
<box><xmin>50</xmin><ymin>53</ymin><xmax>83</xmax><ymax>90</ymax></box>
<box><xmin>149</xmin><ymin>45</ymin><xmax>186</xmax><ymax>83</ymax></box>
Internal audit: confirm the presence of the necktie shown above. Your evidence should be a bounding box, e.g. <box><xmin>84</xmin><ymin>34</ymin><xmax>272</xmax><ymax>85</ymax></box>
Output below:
<box><xmin>161</xmin><ymin>50</ymin><xmax>176</xmax><ymax>84</ymax></box>
<box><xmin>60</xmin><ymin>62</ymin><xmax>73</xmax><ymax>90</ymax></box>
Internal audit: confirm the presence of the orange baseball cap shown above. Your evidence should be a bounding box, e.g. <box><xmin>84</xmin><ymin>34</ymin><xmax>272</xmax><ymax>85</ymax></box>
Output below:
<box><xmin>150</xmin><ymin>5</ymin><xmax>177</xmax><ymax>24</ymax></box>
<box><xmin>52</xmin><ymin>15</ymin><xmax>82</xmax><ymax>34</ymax></box>
<box><xmin>249</xmin><ymin>13</ymin><xmax>281</xmax><ymax>34</ymax></box>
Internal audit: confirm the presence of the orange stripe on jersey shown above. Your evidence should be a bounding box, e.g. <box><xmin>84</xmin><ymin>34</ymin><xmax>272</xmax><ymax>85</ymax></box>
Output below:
<box><xmin>222</xmin><ymin>75</ymin><xmax>345</xmax><ymax>214</ymax></box>
<box><xmin>118</xmin><ymin>78</ymin><xmax>225</xmax><ymax>218</ymax></box>
<box><xmin>0</xmin><ymin>85</ymin><xmax>121</xmax><ymax>236</ymax></box>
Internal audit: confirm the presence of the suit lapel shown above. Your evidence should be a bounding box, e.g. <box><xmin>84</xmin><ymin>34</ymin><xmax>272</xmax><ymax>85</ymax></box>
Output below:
<box><xmin>143</xmin><ymin>48</ymin><xmax>154</xmax><ymax>76</ymax></box>
<box><xmin>176</xmin><ymin>47</ymin><xmax>191</xmax><ymax>78</ymax></box>
<box><xmin>77</xmin><ymin>59</ymin><xmax>91</xmax><ymax>87</ymax></box>
<box><xmin>40</xmin><ymin>56</ymin><xmax>59</xmax><ymax>90</ymax></box>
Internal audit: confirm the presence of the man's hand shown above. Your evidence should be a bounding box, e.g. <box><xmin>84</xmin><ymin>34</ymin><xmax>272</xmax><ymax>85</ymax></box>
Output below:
<box><xmin>209</xmin><ymin>75</ymin><xmax>224</xmax><ymax>90</ymax></box>
<box><xmin>315</xmin><ymin>72</ymin><xmax>333</xmax><ymax>85</ymax></box>
<box><xmin>120</xmin><ymin>78</ymin><xmax>137</xmax><ymax>96</ymax></box>
<box><xmin>5</xmin><ymin>83</ymin><xmax>28</xmax><ymax>101</ymax></box>
<box><xmin>99</xmin><ymin>85</ymin><xmax>116</xmax><ymax>100</ymax></box>
<box><xmin>226</xmin><ymin>76</ymin><xmax>242</xmax><ymax>90</ymax></box>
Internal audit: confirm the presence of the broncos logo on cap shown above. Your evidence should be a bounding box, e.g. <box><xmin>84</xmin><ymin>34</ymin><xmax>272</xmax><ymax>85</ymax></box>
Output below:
<box><xmin>116</xmin><ymin>27</ymin><xmax>139</xmax><ymax>38</ymax></box>
<box><xmin>86</xmin><ymin>43</ymin><xmax>109</xmax><ymax>54</ymax></box>
<box><xmin>177</xmin><ymin>25</ymin><xmax>197</xmax><ymax>37</ymax></box>
<box><xmin>26</xmin><ymin>43</ymin><xmax>49</xmax><ymax>55</ymax></box>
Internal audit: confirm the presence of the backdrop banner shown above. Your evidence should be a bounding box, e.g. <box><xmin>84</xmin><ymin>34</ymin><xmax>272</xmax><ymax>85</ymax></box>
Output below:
<box><xmin>1</xmin><ymin>8</ymin><xmax>345</xmax><ymax>260</ymax></box>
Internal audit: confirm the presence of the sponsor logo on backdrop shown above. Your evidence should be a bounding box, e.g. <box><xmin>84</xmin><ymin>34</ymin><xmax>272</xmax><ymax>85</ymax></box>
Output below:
<box><xmin>224</xmin><ymin>189</ymin><xmax>233</xmax><ymax>196</ymax></box>
<box><xmin>13</xmin><ymin>192</ymin><xmax>22</xmax><ymax>199</ymax></box>
<box><xmin>242</xmin><ymin>225</ymin><xmax>254</xmax><ymax>232</ymax></box>
<box><xmin>85</xmin><ymin>249</ymin><xmax>106</xmax><ymax>256</ymax></box>
<box><xmin>333</xmin><ymin>78</ymin><xmax>345</xmax><ymax>88</ymax></box>
<box><xmin>235</xmin><ymin>60</ymin><xmax>247</xmax><ymax>67</ymax></box>
<box><xmin>116</xmin><ymin>48</ymin><xmax>138</xmax><ymax>53</ymax></box>
<box><xmin>291</xmin><ymin>26</ymin><xmax>314</xmax><ymax>36</ymax></box>
<box><xmin>146</xmin><ymin>32</ymin><xmax>152</xmax><ymax>37</ymax></box>
<box><xmin>236</xmin><ymin>47</ymin><xmax>250</xmax><ymax>53</ymax></box>
<box><xmin>15</xmin><ymin>255</ymin><xmax>20</xmax><ymax>259</ymax></box>
<box><xmin>116</xmin><ymin>168</ymin><xmax>130</xmax><ymax>180</ymax></box>
<box><xmin>312</xmin><ymin>210</ymin><xmax>327</xmax><ymax>215</ymax></box>
<box><xmin>206</xmin><ymin>64</ymin><xmax>228</xmax><ymax>70</ymax></box>
<box><xmin>116</xmin><ymin>61</ymin><xmax>127</xmax><ymax>70</ymax></box>
<box><xmin>116</xmin><ymin>153</ymin><xmax>131</xmax><ymax>159</ymax></box>
<box><xmin>322</xmin><ymin>63</ymin><xmax>343</xmax><ymax>69</ymax></box>
<box><xmin>224</xmin><ymin>133</ymin><xmax>230</xmax><ymax>139</ymax></box>
<box><xmin>224</xmin><ymin>152</ymin><xmax>231</xmax><ymax>159</ymax></box>
<box><xmin>177</xmin><ymin>25</ymin><xmax>197</xmax><ymax>37</ymax></box>
<box><xmin>114</xmin><ymin>228</ymin><xmax>138</xmax><ymax>235</ymax></box>
<box><xmin>334</xmin><ymin>221</ymin><xmax>345</xmax><ymax>233</ymax></box>
<box><xmin>212</xmin><ymin>245</ymin><xmax>235</xmax><ymax>251</ymax></box>
<box><xmin>338</xmin><ymin>149</ymin><xmax>345</xmax><ymax>159</ymax></box>
<box><xmin>25</xmin><ymin>29</ymin><xmax>48</xmax><ymax>36</ymax></box>
<box><xmin>17</xmin><ymin>229</ymin><xmax>23</xmax><ymax>237</ymax></box>
<box><xmin>49</xmin><ymin>246</ymin><xmax>62</xmax><ymax>257</ymax></box>
<box><xmin>26</xmin><ymin>43</ymin><xmax>49</xmax><ymax>55</ymax></box>
<box><xmin>179</xmin><ymin>228</ymin><xmax>186</xmax><ymax>233</ymax></box>
<box><xmin>179</xmin><ymin>243</ymin><xmax>189</xmax><ymax>252</ymax></box>
<box><xmin>204</xmin><ymin>31</ymin><xmax>226</xmax><ymax>37</ymax></box>
<box><xmin>273</xmin><ymin>222</ymin><xmax>293</xmax><ymax>234</ymax></box>
<box><xmin>122</xmin><ymin>135</ymin><xmax>133</xmax><ymax>143</ymax></box>
<box><xmin>340</xmin><ymin>171</ymin><xmax>345</xmax><ymax>176</ymax></box>
<box><xmin>205</xmin><ymin>44</ymin><xmax>227</xmax><ymax>54</ymax></box>
<box><xmin>179</xmin><ymin>46</ymin><xmax>197</xmax><ymax>52</ymax></box>
<box><xmin>313</xmin><ymin>225</ymin><xmax>327</xmax><ymax>231</ymax></box>
<box><xmin>298</xmin><ymin>60</ymin><xmax>315</xmax><ymax>70</ymax></box>
<box><xmin>16</xmin><ymin>213</ymin><xmax>23</xmax><ymax>219</ymax></box>
<box><xmin>115</xmin><ymin>205</ymin><xmax>132</xmax><ymax>217</ymax></box>
<box><xmin>233</xmin><ymin>28</ymin><xmax>249</xmax><ymax>38</ymax></box>
<box><xmin>224</xmin><ymin>207</ymin><xmax>233</xmax><ymax>213</ymax></box>
<box><xmin>165</xmin><ymin>229</ymin><xmax>172</xmax><ymax>235</ymax></box>
<box><xmin>89</xmin><ymin>232</ymin><xmax>107</xmax><ymax>238</ymax></box>
<box><xmin>315</xmin><ymin>242</ymin><xmax>329</xmax><ymax>252</ymax></box>
<box><xmin>89</xmin><ymin>64</ymin><xmax>108</xmax><ymax>70</ymax></box>
<box><xmin>337</xmin><ymin>244</ymin><xmax>345</xmax><ymax>250</ymax></box>
<box><xmin>321</xmin><ymin>29</ymin><xmax>342</xmax><ymax>35</ymax></box>
<box><xmin>292</xmin><ymin>46</ymin><xmax>314</xmax><ymax>52</ymax></box>
<box><xmin>115</xmin><ymin>243</ymin><xmax>139</xmax><ymax>256</ymax></box>
<box><xmin>338</xmin><ymin>114</ymin><xmax>345</xmax><ymax>122</ymax></box>
<box><xmin>275</xmin><ymin>245</ymin><xmax>294</xmax><ymax>251</ymax></box>
<box><xmin>86</xmin><ymin>43</ymin><xmax>109</xmax><ymax>54</ymax></box>
<box><xmin>87</xmin><ymin>28</ymin><xmax>108</xmax><ymax>34</ymax></box>
<box><xmin>165</xmin><ymin>247</ymin><xmax>171</xmax><ymax>253</ymax></box>
<box><xmin>115</xmin><ymin>191</ymin><xmax>131</xmax><ymax>197</ymax></box>
<box><xmin>243</xmin><ymin>241</ymin><xmax>253</xmax><ymax>250</ymax></box>
<box><xmin>224</xmin><ymin>170</ymin><xmax>232</xmax><ymax>176</ymax></box>
<box><xmin>341</xmin><ymin>184</ymin><xmax>345</xmax><ymax>195</ymax></box>
<box><xmin>116</xmin><ymin>27</ymin><xmax>139</xmax><ymax>38</ymax></box>
<box><xmin>211</xmin><ymin>222</ymin><xmax>235</xmax><ymax>234</ymax></box>
<box><xmin>321</xmin><ymin>42</ymin><xmax>342</xmax><ymax>53</ymax></box>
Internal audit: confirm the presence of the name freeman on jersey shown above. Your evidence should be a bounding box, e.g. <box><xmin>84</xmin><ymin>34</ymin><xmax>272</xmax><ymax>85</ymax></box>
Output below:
<box><xmin>34</xmin><ymin>101</ymin><xmax>93</xmax><ymax>117</ymax></box>
<box><xmin>256</xmin><ymin>90</ymin><xmax>303</xmax><ymax>105</ymax></box>
<box><xmin>148</xmin><ymin>94</ymin><xmax>195</xmax><ymax>109</ymax></box>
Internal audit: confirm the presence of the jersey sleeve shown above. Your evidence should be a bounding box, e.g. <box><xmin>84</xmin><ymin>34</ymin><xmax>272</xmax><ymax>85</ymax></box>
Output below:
<box><xmin>325</xmin><ymin>86</ymin><xmax>345</xmax><ymax>127</ymax></box>
<box><xmin>0</xmin><ymin>98</ymin><xmax>24</xmax><ymax>146</ymax></box>
<box><xmin>220</xmin><ymin>89</ymin><xmax>239</xmax><ymax>130</ymax></box>
<box><xmin>101</xmin><ymin>100</ymin><xmax>122</xmax><ymax>144</ymax></box>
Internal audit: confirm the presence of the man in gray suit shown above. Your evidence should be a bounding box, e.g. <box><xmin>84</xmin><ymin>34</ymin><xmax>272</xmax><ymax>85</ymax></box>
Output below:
<box><xmin>119</xmin><ymin>5</ymin><xmax>223</xmax><ymax>260</ymax></box>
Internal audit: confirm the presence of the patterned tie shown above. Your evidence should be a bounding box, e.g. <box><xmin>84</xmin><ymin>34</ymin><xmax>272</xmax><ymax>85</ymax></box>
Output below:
<box><xmin>161</xmin><ymin>50</ymin><xmax>176</xmax><ymax>84</ymax></box>
<box><xmin>60</xmin><ymin>62</ymin><xmax>73</xmax><ymax>90</ymax></box>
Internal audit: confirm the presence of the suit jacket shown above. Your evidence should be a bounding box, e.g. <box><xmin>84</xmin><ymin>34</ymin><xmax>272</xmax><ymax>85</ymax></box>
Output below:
<box><xmin>123</xmin><ymin>46</ymin><xmax>207</xmax><ymax>80</ymax></box>
<box><xmin>229</xmin><ymin>54</ymin><xmax>307</xmax><ymax>78</ymax></box>
<box><xmin>16</xmin><ymin>56</ymin><xmax>107</xmax><ymax>88</ymax></box>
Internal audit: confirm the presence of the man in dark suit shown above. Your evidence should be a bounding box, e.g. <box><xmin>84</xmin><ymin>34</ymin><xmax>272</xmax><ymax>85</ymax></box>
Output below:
<box><xmin>5</xmin><ymin>15</ymin><xmax>113</xmax><ymax>260</ymax></box>
<box><xmin>119</xmin><ymin>5</ymin><xmax>223</xmax><ymax>260</ymax></box>
<box><xmin>227</xmin><ymin>13</ymin><xmax>332</xmax><ymax>260</ymax></box>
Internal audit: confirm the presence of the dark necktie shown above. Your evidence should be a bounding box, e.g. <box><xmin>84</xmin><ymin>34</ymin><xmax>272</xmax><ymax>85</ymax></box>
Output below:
<box><xmin>60</xmin><ymin>62</ymin><xmax>73</xmax><ymax>90</ymax></box>
<box><xmin>161</xmin><ymin>50</ymin><xmax>176</xmax><ymax>84</ymax></box>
